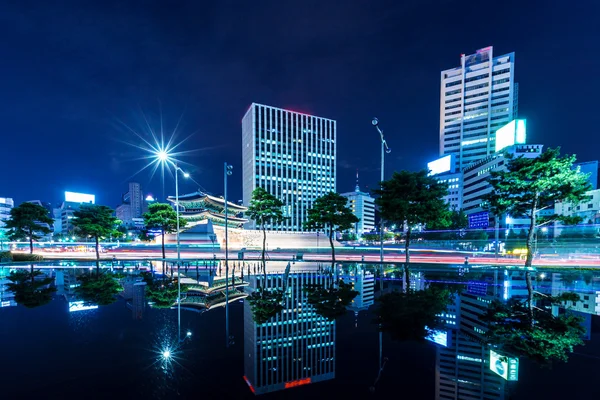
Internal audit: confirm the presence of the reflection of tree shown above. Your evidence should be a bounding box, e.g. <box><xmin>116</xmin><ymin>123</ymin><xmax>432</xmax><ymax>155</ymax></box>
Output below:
<box><xmin>375</xmin><ymin>287</ymin><xmax>453</xmax><ymax>341</ymax></box>
<box><xmin>304</xmin><ymin>279</ymin><xmax>359</xmax><ymax>321</ymax></box>
<box><xmin>482</xmin><ymin>293</ymin><xmax>585</xmax><ymax>365</ymax></box>
<box><xmin>6</xmin><ymin>270</ymin><xmax>56</xmax><ymax>308</ymax></box>
<box><xmin>75</xmin><ymin>273</ymin><xmax>123</xmax><ymax>306</ymax></box>
<box><xmin>246</xmin><ymin>288</ymin><xmax>284</xmax><ymax>324</ymax></box>
<box><xmin>141</xmin><ymin>272</ymin><xmax>179</xmax><ymax>309</ymax></box>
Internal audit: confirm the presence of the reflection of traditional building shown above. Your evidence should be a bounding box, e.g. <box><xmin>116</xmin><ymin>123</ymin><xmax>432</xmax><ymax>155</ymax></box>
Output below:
<box><xmin>167</xmin><ymin>191</ymin><xmax>248</xmax><ymax>229</ymax></box>
<box><xmin>342</xmin><ymin>265</ymin><xmax>374</xmax><ymax>314</ymax></box>
<box><xmin>243</xmin><ymin>272</ymin><xmax>336</xmax><ymax>395</ymax></box>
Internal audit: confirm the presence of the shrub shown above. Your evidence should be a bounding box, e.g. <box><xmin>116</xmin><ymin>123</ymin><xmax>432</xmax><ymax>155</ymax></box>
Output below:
<box><xmin>11</xmin><ymin>253</ymin><xmax>44</xmax><ymax>262</ymax></box>
<box><xmin>0</xmin><ymin>251</ymin><xmax>12</xmax><ymax>261</ymax></box>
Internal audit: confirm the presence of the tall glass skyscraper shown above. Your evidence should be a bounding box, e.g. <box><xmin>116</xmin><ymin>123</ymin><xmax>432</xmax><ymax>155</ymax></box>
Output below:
<box><xmin>242</xmin><ymin>103</ymin><xmax>336</xmax><ymax>231</ymax></box>
<box><xmin>440</xmin><ymin>47</ymin><xmax>518</xmax><ymax>172</ymax></box>
<box><xmin>243</xmin><ymin>271</ymin><xmax>336</xmax><ymax>395</ymax></box>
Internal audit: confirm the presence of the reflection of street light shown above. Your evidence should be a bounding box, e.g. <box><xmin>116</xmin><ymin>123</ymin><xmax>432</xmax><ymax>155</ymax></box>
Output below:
<box><xmin>224</xmin><ymin>162</ymin><xmax>233</xmax><ymax>347</ymax></box>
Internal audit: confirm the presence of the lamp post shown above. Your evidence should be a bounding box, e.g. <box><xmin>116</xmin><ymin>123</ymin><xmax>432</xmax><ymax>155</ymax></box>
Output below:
<box><xmin>224</xmin><ymin>162</ymin><xmax>233</xmax><ymax>347</ymax></box>
<box><xmin>371</xmin><ymin>118</ymin><xmax>391</xmax><ymax>294</ymax></box>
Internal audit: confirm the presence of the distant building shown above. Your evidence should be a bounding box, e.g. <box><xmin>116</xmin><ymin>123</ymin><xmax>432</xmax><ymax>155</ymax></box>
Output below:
<box><xmin>242</xmin><ymin>103</ymin><xmax>336</xmax><ymax>231</ymax></box>
<box><xmin>340</xmin><ymin>175</ymin><xmax>375</xmax><ymax>237</ymax></box>
<box><xmin>0</xmin><ymin>197</ymin><xmax>14</xmax><ymax>230</ymax></box>
<box><xmin>554</xmin><ymin>188</ymin><xmax>600</xmax><ymax>235</ymax></box>
<box><xmin>117</xmin><ymin>182</ymin><xmax>145</xmax><ymax>227</ymax></box>
<box><xmin>428</xmin><ymin>155</ymin><xmax>462</xmax><ymax>210</ymax></box>
<box><xmin>55</xmin><ymin>191</ymin><xmax>95</xmax><ymax>235</ymax></box>
<box><xmin>440</xmin><ymin>46</ymin><xmax>518</xmax><ymax>172</ymax></box>
<box><xmin>243</xmin><ymin>272</ymin><xmax>335</xmax><ymax>395</ymax></box>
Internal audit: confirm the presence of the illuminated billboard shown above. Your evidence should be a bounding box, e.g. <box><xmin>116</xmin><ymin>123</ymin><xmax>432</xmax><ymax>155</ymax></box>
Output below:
<box><xmin>425</xmin><ymin>327</ymin><xmax>448</xmax><ymax>347</ymax></box>
<box><xmin>65</xmin><ymin>191</ymin><xmax>95</xmax><ymax>204</ymax></box>
<box><xmin>495</xmin><ymin>119</ymin><xmax>527</xmax><ymax>152</ymax></box>
<box><xmin>427</xmin><ymin>155</ymin><xmax>454</xmax><ymax>176</ymax></box>
<box><xmin>489</xmin><ymin>349</ymin><xmax>519</xmax><ymax>381</ymax></box>
<box><xmin>69</xmin><ymin>301</ymin><xmax>99</xmax><ymax>312</ymax></box>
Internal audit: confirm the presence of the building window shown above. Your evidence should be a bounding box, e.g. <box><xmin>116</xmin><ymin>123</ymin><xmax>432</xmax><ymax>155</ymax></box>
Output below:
<box><xmin>588</xmin><ymin>204</ymin><xmax>593</xmax><ymax>209</ymax></box>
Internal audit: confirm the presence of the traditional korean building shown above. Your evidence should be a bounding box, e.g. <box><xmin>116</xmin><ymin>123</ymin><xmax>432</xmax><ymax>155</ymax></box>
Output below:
<box><xmin>167</xmin><ymin>191</ymin><xmax>248</xmax><ymax>228</ymax></box>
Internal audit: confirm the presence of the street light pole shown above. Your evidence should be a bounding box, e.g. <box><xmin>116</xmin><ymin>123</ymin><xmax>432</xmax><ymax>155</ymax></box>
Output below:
<box><xmin>372</xmin><ymin>118</ymin><xmax>390</xmax><ymax>294</ymax></box>
<box><xmin>224</xmin><ymin>162</ymin><xmax>233</xmax><ymax>347</ymax></box>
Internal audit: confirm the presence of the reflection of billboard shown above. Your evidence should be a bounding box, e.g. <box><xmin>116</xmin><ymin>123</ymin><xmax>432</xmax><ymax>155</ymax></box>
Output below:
<box><xmin>495</xmin><ymin>119</ymin><xmax>527</xmax><ymax>152</ymax></box>
<box><xmin>425</xmin><ymin>328</ymin><xmax>448</xmax><ymax>347</ymax></box>
<box><xmin>490</xmin><ymin>349</ymin><xmax>519</xmax><ymax>381</ymax></box>
<box><xmin>69</xmin><ymin>301</ymin><xmax>98</xmax><ymax>312</ymax></box>
<box><xmin>65</xmin><ymin>191</ymin><xmax>95</xmax><ymax>204</ymax></box>
<box><xmin>428</xmin><ymin>155</ymin><xmax>454</xmax><ymax>176</ymax></box>
<box><xmin>468</xmin><ymin>211</ymin><xmax>489</xmax><ymax>229</ymax></box>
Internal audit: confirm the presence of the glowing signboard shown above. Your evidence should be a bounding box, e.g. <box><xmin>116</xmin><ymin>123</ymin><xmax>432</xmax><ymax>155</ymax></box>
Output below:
<box><xmin>495</xmin><ymin>119</ymin><xmax>527</xmax><ymax>152</ymax></box>
<box><xmin>427</xmin><ymin>155</ymin><xmax>454</xmax><ymax>176</ymax></box>
<box><xmin>490</xmin><ymin>349</ymin><xmax>519</xmax><ymax>381</ymax></box>
<box><xmin>68</xmin><ymin>301</ymin><xmax>98</xmax><ymax>312</ymax></box>
<box><xmin>65</xmin><ymin>191</ymin><xmax>95</xmax><ymax>204</ymax></box>
<box><xmin>425</xmin><ymin>328</ymin><xmax>448</xmax><ymax>347</ymax></box>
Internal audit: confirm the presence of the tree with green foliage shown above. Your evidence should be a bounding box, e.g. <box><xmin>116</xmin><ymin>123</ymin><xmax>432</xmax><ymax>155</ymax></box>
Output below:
<box><xmin>143</xmin><ymin>203</ymin><xmax>187</xmax><ymax>261</ymax></box>
<box><xmin>6</xmin><ymin>270</ymin><xmax>56</xmax><ymax>308</ymax></box>
<box><xmin>5</xmin><ymin>202</ymin><xmax>53</xmax><ymax>254</ymax></box>
<box><xmin>246</xmin><ymin>187</ymin><xmax>285</xmax><ymax>279</ymax></box>
<box><xmin>246</xmin><ymin>289</ymin><xmax>285</xmax><ymax>323</ymax></box>
<box><xmin>374</xmin><ymin>170</ymin><xmax>448</xmax><ymax>289</ymax></box>
<box><xmin>374</xmin><ymin>287</ymin><xmax>454</xmax><ymax>342</ymax></box>
<box><xmin>484</xmin><ymin>147</ymin><xmax>590</xmax><ymax>319</ymax></box>
<box><xmin>304</xmin><ymin>279</ymin><xmax>359</xmax><ymax>320</ymax></box>
<box><xmin>482</xmin><ymin>293</ymin><xmax>585</xmax><ymax>365</ymax></box>
<box><xmin>75</xmin><ymin>273</ymin><xmax>123</xmax><ymax>306</ymax></box>
<box><xmin>426</xmin><ymin>209</ymin><xmax>468</xmax><ymax>241</ymax></box>
<box><xmin>304</xmin><ymin>192</ymin><xmax>359</xmax><ymax>263</ymax></box>
<box><xmin>72</xmin><ymin>204</ymin><xmax>119</xmax><ymax>274</ymax></box>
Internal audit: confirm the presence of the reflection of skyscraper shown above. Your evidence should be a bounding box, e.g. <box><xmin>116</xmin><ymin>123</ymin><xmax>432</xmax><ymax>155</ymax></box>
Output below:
<box><xmin>436</xmin><ymin>292</ymin><xmax>507</xmax><ymax>400</ymax></box>
<box><xmin>343</xmin><ymin>265</ymin><xmax>374</xmax><ymax>314</ymax></box>
<box><xmin>243</xmin><ymin>272</ymin><xmax>336</xmax><ymax>395</ymax></box>
<box><xmin>0</xmin><ymin>274</ymin><xmax>16</xmax><ymax>308</ymax></box>
<box><xmin>132</xmin><ymin>282</ymin><xmax>146</xmax><ymax>320</ymax></box>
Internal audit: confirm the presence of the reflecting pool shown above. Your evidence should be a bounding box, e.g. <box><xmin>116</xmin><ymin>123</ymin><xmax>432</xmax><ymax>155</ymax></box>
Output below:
<box><xmin>1</xmin><ymin>261</ymin><xmax>599</xmax><ymax>399</ymax></box>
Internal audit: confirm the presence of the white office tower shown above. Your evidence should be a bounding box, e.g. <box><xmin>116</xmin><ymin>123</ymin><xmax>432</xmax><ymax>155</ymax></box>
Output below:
<box><xmin>440</xmin><ymin>46</ymin><xmax>518</xmax><ymax>172</ymax></box>
<box><xmin>242</xmin><ymin>103</ymin><xmax>336</xmax><ymax>231</ymax></box>
<box><xmin>342</xmin><ymin>265</ymin><xmax>375</xmax><ymax>314</ymax></box>
<box><xmin>341</xmin><ymin>174</ymin><xmax>375</xmax><ymax>237</ymax></box>
<box><xmin>0</xmin><ymin>197</ymin><xmax>14</xmax><ymax>229</ymax></box>
<box><xmin>243</xmin><ymin>272</ymin><xmax>336</xmax><ymax>395</ymax></box>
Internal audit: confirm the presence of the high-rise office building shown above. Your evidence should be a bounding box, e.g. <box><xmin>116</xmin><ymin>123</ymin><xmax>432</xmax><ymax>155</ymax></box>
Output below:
<box><xmin>117</xmin><ymin>182</ymin><xmax>145</xmax><ymax>227</ymax></box>
<box><xmin>0</xmin><ymin>197</ymin><xmax>14</xmax><ymax>230</ymax></box>
<box><xmin>341</xmin><ymin>174</ymin><xmax>375</xmax><ymax>237</ymax></box>
<box><xmin>243</xmin><ymin>272</ymin><xmax>336</xmax><ymax>395</ymax></box>
<box><xmin>242</xmin><ymin>103</ymin><xmax>336</xmax><ymax>231</ymax></box>
<box><xmin>440</xmin><ymin>46</ymin><xmax>518</xmax><ymax>172</ymax></box>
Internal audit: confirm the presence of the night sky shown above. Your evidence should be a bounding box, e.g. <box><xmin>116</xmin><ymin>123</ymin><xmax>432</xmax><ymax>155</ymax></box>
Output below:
<box><xmin>2</xmin><ymin>0</ymin><xmax>599</xmax><ymax>207</ymax></box>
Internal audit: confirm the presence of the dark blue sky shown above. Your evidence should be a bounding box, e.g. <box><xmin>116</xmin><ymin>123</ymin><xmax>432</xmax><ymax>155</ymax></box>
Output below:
<box><xmin>2</xmin><ymin>0</ymin><xmax>599</xmax><ymax>207</ymax></box>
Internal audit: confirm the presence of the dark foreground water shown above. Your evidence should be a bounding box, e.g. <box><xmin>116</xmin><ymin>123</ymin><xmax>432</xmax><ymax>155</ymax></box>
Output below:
<box><xmin>1</xmin><ymin>263</ymin><xmax>600</xmax><ymax>400</ymax></box>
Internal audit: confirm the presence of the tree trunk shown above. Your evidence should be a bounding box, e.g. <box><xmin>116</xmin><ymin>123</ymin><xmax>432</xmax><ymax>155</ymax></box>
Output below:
<box><xmin>29</xmin><ymin>228</ymin><xmax>33</xmax><ymax>254</ymax></box>
<box><xmin>403</xmin><ymin>227</ymin><xmax>412</xmax><ymax>292</ymax></box>
<box><xmin>95</xmin><ymin>236</ymin><xmax>100</xmax><ymax>277</ymax></box>
<box><xmin>329</xmin><ymin>224</ymin><xmax>335</xmax><ymax>264</ymax></box>
<box><xmin>525</xmin><ymin>196</ymin><xmax>538</xmax><ymax>324</ymax></box>
<box><xmin>161</xmin><ymin>228</ymin><xmax>166</xmax><ymax>276</ymax></box>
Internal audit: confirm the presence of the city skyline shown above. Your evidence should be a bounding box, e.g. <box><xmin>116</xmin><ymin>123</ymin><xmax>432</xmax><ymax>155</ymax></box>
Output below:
<box><xmin>2</xmin><ymin>2</ymin><xmax>599</xmax><ymax>207</ymax></box>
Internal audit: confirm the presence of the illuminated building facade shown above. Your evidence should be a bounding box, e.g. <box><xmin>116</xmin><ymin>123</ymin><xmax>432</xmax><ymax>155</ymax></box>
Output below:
<box><xmin>0</xmin><ymin>197</ymin><xmax>14</xmax><ymax>230</ymax></box>
<box><xmin>55</xmin><ymin>191</ymin><xmax>96</xmax><ymax>234</ymax></box>
<box><xmin>167</xmin><ymin>191</ymin><xmax>248</xmax><ymax>228</ymax></box>
<box><xmin>340</xmin><ymin>179</ymin><xmax>375</xmax><ymax>237</ymax></box>
<box><xmin>242</xmin><ymin>103</ymin><xmax>336</xmax><ymax>231</ymax></box>
<box><xmin>440</xmin><ymin>46</ymin><xmax>518</xmax><ymax>171</ymax></box>
<box><xmin>243</xmin><ymin>272</ymin><xmax>336</xmax><ymax>395</ymax></box>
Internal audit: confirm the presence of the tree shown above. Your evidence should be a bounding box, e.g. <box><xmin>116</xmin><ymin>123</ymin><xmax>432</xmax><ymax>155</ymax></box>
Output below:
<box><xmin>5</xmin><ymin>202</ymin><xmax>53</xmax><ymax>254</ymax></box>
<box><xmin>304</xmin><ymin>192</ymin><xmax>359</xmax><ymax>263</ymax></box>
<box><xmin>246</xmin><ymin>188</ymin><xmax>285</xmax><ymax>280</ymax></box>
<box><xmin>304</xmin><ymin>279</ymin><xmax>359</xmax><ymax>320</ymax></box>
<box><xmin>75</xmin><ymin>273</ymin><xmax>123</xmax><ymax>306</ymax></box>
<box><xmin>482</xmin><ymin>294</ymin><xmax>585</xmax><ymax>365</ymax></box>
<box><xmin>6</xmin><ymin>270</ymin><xmax>56</xmax><ymax>308</ymax></box>
<box><xmin>72</xmin><ymin>204</ymin><xmax>119</xmax><ymax>274</ymax></box>
<box><xmin>143</xmin><ymin>203</ymin><xmax>187</xmax><ymax>261</ymax></box>
<box><xmin>374</xmin><ymin>287</ymin><xmax>454</xmax><ymax>342</ymax></box>
<box><xmin>426</xmin><ymin>208</ymin><xmax>468</xmax><ymax>241</ymax></box>
<box><xmin>374</xmin><ymin>170</ymin><xmax>448</xmax><ymax>288</ymax></box>
<box><xmin>484</xmin><ymin>148</ymin><xmax>590</xmax><ymax>319</ymax></box>
<box><xmin>246</xmin><ymin>289</ymin><xmax>285</xmax><ymax>324</ymax></box>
